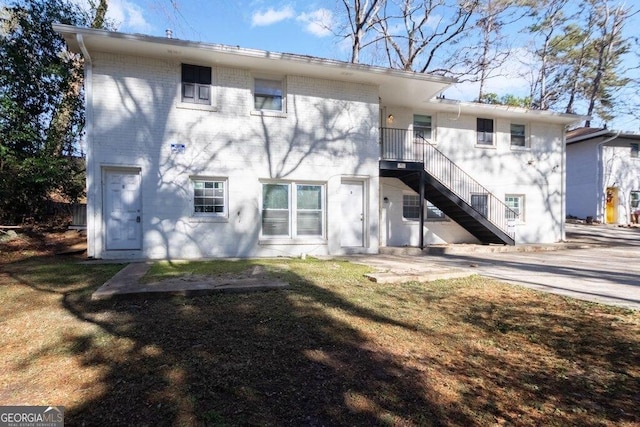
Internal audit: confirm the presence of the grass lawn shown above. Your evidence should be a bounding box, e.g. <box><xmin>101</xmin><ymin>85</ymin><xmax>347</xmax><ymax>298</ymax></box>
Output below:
<box><xmin>1</xmin><ymin>236</ymin><xmax>639</xmax><ymax>426</ymax></box>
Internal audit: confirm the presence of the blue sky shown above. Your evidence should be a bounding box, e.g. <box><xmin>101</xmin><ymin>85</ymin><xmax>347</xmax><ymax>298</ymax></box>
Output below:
<box><xmin>101</xmin><ymin>0</ymin><xmax>345</xmax><ymax>59</ymax></box>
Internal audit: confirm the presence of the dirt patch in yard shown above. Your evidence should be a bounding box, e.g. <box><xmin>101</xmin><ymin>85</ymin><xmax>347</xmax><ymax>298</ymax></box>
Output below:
<box><xmin>0</xmin><ymin>227</ymin><xmax>86</xmax><ymax>265</ymax></box>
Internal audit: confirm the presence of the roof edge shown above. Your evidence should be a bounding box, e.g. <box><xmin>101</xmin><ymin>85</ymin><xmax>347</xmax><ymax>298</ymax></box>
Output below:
<box><xmin>52</xmin><ymin>23</ymin><xmax>456</xmax><ymax>86</ymax></box>
<box><xmin>430</xmin><ymin>98</ymin><xmax>587</xmax><ymax>124</ymax></box>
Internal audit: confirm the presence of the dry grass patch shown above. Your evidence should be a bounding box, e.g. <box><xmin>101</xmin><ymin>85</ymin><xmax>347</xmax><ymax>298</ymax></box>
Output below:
<box><xmin>0</xmin><ymin>251</ymin><xmax>638</xmax><ymax>426</ymax></box>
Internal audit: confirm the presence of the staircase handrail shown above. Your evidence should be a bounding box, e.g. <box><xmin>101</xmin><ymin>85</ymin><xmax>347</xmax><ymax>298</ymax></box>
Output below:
<box><xmin>380</xmin><ymin>127</ymin><xmax>518</xmax><ymax>238</ymax></box>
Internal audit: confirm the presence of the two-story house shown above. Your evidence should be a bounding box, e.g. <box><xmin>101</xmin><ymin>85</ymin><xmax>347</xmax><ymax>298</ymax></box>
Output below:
<box><xmin>55</xmin><ymin>24</ymin><xmax>581</xmax><ymax>260</ymax></box>
<box><xmin>566</xmin><ymin>127</ymin><xmax>640</xmax><ymax>225</ymax></box>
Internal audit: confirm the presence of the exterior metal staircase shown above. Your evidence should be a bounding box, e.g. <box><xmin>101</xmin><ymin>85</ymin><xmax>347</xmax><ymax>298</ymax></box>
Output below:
<box><xmin>379</xmin><ymin>127</ymin><xmax>517</xmax><ymax>246</ymax></box>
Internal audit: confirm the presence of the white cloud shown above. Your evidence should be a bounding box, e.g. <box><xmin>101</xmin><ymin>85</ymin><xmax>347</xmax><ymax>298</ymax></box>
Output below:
<box><xmin>296</xmin><ymin>8</ymin><xmax>333</xmax><ymax>37</ymax></box>
<box><xmin>107</xmin><ymin>0</ymin><xmax>153</xmax><ymax>33</ymax></box>
<box><xmin>251</xmin><ymin>6</ymin><xmax>295</xmax><ymax>27</ymax></box>
<box><xmin>72</xmin><ymin>0</ymin><xmax>152</xmax><ymax>33</ymax></box>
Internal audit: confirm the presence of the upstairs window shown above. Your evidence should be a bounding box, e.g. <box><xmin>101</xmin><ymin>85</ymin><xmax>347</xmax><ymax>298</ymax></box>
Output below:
<box><xmin>413</xmin><ymin>114</ymin><xmax>432</xmax><ymax>140</ymax></box>
<box><xmin>510</xmin><ymin>124</ymin><xmax>526</xmax><ymax>148</ymax></box>
<box><xmin>254</xmin><ymin>78</ymin><xmax>284</xmax><ymax>111</ymax></box>
<box><xmin>182</xmin><ymin>64</ymin><xmax>211</xmax><ymax>105</ymax></box>
<box><xmin>631</xmin><ymin>143</ymin><xmax>639</xmax><ymax>158</ymax></box>
<box><xmin>476</xmin><ymin>118</ymin><xmax>494</xmax><ymax>146</ymax></box>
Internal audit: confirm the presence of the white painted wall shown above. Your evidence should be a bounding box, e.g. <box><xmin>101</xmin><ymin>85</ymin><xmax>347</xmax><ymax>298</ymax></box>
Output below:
<box><xmin>567</xmin><ymin>140</ymin><xmax>640</xmax><ymax>224</ymax></box>
<box><xmin>604</xmin><ymin>146</ymin><xmax>640</xmax><ymax>224</ymax></box>
<box><xmin>380</xmin><ymin>178</ymin><xmax>480</xmax><ymax>246</ymax></box>
<box><xmin>380</xmin><ymin>106</ymin><xmax>567</xmax><ymax>244</ymax></box>
<box><xmin>87</xmin><ymin>53</ymin><xmax>380</xmax><ymax>259</ymax></box>
<box><xmin>566</xmin><ymin>140</ymin><xmax>600</xmax><ymax>220</ymax></box>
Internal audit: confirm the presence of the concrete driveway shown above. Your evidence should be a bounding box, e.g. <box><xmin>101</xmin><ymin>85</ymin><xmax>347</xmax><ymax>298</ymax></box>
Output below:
<box><xmin>359</xmin><ymin>223</ymin><xmax>640</xmax><ymax>311</ymax></box>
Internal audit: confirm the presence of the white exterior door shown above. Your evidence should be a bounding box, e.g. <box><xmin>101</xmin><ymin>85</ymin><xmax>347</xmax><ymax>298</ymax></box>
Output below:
<box><xmin>104</xmin><ymin>170</ymin><xmax>142</xmax><ymax>250</ymax></box>
<box><xmin>340</xmin><ymin>181</ymin><xmax>364</xmax><ymax>247</ymax></box>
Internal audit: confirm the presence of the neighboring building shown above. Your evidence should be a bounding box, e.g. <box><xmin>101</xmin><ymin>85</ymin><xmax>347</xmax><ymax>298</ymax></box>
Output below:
<box><xmin>566</xmin><ymin>127</ymin><xmax>640</xmax><ymax>224</ymax></box>
<box><xmin>55</xmin><ymin>24</ymin><xmax>581</xmax><ymax>260</ymax></box>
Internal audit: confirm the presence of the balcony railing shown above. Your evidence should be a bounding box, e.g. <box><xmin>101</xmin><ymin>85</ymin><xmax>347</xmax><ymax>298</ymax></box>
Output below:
<box><xmin>380</xmin><ymin>127</ymin><xmax>517</xmax><ymax>237</ymax></box>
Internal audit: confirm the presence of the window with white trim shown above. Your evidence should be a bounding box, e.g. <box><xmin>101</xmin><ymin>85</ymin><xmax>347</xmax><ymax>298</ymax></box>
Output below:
<box><xmin>631</xmin><ymin>143</ymin><xmax>639</xmax><ymax>158</ymax></box>
<box><xmin>192</xmin><ymin>178</ymin><xmax>227</xmax><ymax>217</ymax></box>
<box><xmin>262</xmin><ymin>182</ymin><xmax>324</xmax><ymax>238</ymax></box>
<box><xmin>505</xmin><ymin>194</ymin><xmax>524</xmax><ymax>222</ymax></box>
<box><xmin>254</xmin><ymin>77</ymin><xmax>284</xmax><ymax>111</ymax></box>
<box><xmin>476</xmin><ymin>118</ymin><xmax>494</xmax><ymax>146</ymax></box>
<box><xmin>403</xmin><ymin>194</ymin><xmax>420</xmax><ymax>220</ymax></box>
<box><xmin>510</xmin><ymin>124</ymin><xmax>527</xmax><ymax>148</ymax></box>
<box><xmin>403</xmin><ymin>195</ymin><xmax>447</xmax><ymax>221</ymax></box>
<box><xmin>182</xmin><ymin>64</ymin><xmax>211</xmax><ymax>105</ymax></box>
<box><xmin>413</xmin><ymin>114</ymin><xmax>432</xmax><ymax>140</ymax></box>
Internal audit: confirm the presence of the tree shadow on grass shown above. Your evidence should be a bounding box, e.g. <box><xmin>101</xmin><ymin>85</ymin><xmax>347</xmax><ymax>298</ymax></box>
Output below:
<box><xmin>7</xmin><ymin>257</ymin><xmax>640</xmax><ymax>426</ymax></box>
<box><xmin>55</xmin><ymin>259</ymin><xmax>468</xmax><ymax>426</ymax></box>
<box><xmin>455</xmin><ymin>293</ymin><xmax>640</xmax><ymax>425</ymax></box>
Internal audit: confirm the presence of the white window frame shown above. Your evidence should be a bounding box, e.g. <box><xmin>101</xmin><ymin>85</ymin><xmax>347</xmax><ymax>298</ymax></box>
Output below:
<box><xmin>413</xmin><ymin>114</ymin><xmax>433</xmax><ymax>141</ymax></box>
<box><xmin>631</xmin><ymin>143</ymin><xmax>639</xmax><ymax>159</ymax></box>
<box><xmin>403</xmin><ymin>194</ymin><xmax>448</xmax><ymax>221</ymax></box>
<box><xmin>476</xmin><ymin>118</ymin><xmax>495</xmax><ymax>147</ymax></box>
<box><xmin>260</xmin><ymin>181</ymin><xmax>325</xmax><ymax>240</ymax></box>
<box><xmin>505</xmin><ymin>194</ymin><xmax>525</xmax><ymax>223</ymax></box>
<box><xmin>252</xmin><ymin>76</ymin><xmax>286</xmax><ymax>116</ymax></box>
<box><xmin>510</xmin><ymin>123</ymin><xmax>529</xmax><ymax>149</ymax></box>
<box><xmin>191</xmin><ymin>177</ymin><xmax>228</xmax><ymax>220</ymax></box>
<box><xmin>402</xmin><ymin>194</ymin><xmax>420</xmax><ymax>221</ymax></box>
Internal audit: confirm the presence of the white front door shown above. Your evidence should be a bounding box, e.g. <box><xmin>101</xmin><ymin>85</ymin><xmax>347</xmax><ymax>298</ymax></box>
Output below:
<box><xmin>104</xmin><ymin>170</ymin><xmax>142</xmax><ymax>250</ymax></box>
<box><xmin>340</xmin><ymin>181</ymin><xmax>364</xmax><ymax>247</ymax></box>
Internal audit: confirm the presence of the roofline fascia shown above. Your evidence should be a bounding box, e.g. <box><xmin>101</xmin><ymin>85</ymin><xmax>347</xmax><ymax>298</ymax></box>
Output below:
<box><xmin>566</xmin><ymin>129</ymin><xmax>616</xmax><ymax>144</ymax></box>
<box><xmin>431</xmin><ymin>98</ymin><xmax>587</xmax><ymax>124</ymax></box>
<box><xmin>52</xmin><ymin>24</ymin><xmax>456</xmax><ymax>86</ymax></box>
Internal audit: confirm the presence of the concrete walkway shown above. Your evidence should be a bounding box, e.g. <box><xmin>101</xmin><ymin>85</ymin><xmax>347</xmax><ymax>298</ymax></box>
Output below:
<box><xmin>92</xmin><ymin>223</ymin><xmax>639</xmax><ymax>310</ymax></box>
<box><xmin>354</xmin><ymin>223</ymin><xmax>640</xmax><ymax>311</ymax></box>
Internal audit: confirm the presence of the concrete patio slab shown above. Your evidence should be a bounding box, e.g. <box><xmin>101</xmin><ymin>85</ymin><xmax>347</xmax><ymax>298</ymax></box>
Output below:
<box><xmin>92</xmin><ymin>263</ymin><xmax>289</xmax><ymax>300</ymax></box>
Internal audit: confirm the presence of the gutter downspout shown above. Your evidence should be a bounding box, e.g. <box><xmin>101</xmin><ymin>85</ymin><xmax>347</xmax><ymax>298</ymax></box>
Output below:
<box><xmin>596</xmin><ymin>131</ymin><xmax>621</xmax><ymax>223</ymax></box>
<box><xmin>419</xmin><ymin>170</ymin><xmax>425</xmax><ymax>250</ymax></box>
<box><xmin>77</xmin><ymin>34</ymin><xmax>95</xmax><ymax>258</ymax></box>
<box><xmin>561</xmin><ymin>129</ymin><xmax>566</xmax><ymax>241</ymax></box>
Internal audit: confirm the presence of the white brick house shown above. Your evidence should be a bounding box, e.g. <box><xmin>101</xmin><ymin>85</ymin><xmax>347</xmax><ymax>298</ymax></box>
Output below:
<box><xmin>56</xmin><ymin>25</ymin><xmax>581</xmax><ymax>260</ymax></box>
<box><xmin>566</xmin><ymin>127</ymin><xmax>640</xmax><ymax>224</ymax></box>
